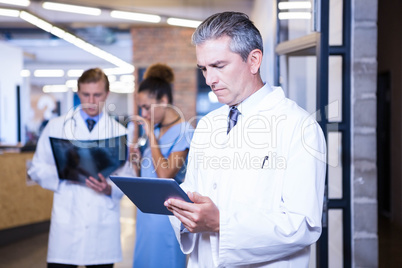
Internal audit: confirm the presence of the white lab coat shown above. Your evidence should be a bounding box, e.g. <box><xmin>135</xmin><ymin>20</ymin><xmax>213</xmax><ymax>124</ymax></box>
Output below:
<box><xmin>169</xmin><ymin>86</ymin><xmax>327</xmax><ymax>267</ymax></box>
<box><xmin>28</xmin><ymin>106</ymin><xmax>135</xmax><ymax>265</ymax></box>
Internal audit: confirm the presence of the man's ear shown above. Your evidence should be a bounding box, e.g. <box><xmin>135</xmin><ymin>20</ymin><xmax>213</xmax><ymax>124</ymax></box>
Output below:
<box><xmin>248</xmin><ymin>49</ymin><xmax>263</xmax><ymax>75</ymax></box>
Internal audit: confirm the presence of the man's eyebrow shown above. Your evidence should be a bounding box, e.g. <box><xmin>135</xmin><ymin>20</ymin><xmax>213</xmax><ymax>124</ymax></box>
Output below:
<box><xmin>197</xmin><ymin>61</ymin><xmax>226</xmax><ymax>69</ymax></box>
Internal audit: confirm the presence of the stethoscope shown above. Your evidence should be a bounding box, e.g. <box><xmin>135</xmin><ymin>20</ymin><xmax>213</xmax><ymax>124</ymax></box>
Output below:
<box><xmin>61</xmin><ymin>107</ymin><xmax>114</xmax><ymax>139</ymax></box>
<box><xmin>62</xmin><ymin>108</ymin><xmax>80</xmax><ymax>138</ymax></box>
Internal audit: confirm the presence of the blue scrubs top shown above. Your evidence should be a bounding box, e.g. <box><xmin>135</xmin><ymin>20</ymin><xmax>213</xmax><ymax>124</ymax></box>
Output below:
<box><xmin>133</xmin><ymin>122</ymin><xmax>193</xmax><ymax>268</ymax></box>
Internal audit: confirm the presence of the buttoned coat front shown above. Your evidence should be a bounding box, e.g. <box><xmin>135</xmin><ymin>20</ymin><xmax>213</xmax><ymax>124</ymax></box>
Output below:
<box><xmin>28</xmin><ymin>106</ymin><xmax>135</xmax><ymax>265</ymax></box>
<box><xmin>170</xmin><ymin>86</ymin><xmax>327</xmax><ymax>268</ymax></box>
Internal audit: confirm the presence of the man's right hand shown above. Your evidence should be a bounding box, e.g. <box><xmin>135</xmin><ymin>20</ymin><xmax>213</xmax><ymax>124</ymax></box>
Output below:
<box><xmin>165</xmin><ymin>191</ymin><xmax>220</xmax><ymax>233</ymax></box>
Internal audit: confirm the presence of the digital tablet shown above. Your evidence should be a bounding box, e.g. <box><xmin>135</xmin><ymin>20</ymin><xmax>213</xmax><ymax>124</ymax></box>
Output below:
<box><xmin>110</xmin><ymin>176</ymin><xmax>192</xmax><ymax>215</ymax></box>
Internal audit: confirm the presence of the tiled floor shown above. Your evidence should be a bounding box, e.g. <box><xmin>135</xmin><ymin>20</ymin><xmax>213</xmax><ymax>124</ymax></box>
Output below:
<box><xmin>1</xmin><ymin>203</ymin><xmax>401</xmax><ymax>267</ymax></box>
<box><xmin>0</xmin><ymin>196</ymin><xmax>136</xmax><ymax>268</ymax></box>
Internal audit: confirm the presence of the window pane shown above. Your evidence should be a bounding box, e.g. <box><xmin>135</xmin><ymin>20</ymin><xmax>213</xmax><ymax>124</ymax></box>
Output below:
<box><xmin>329</xmin><ymin>0</ymin><xmax>343</xmax><ymax>46</ymax></box>
<box><xmin>282</xmin><ymin>56</ymin><xmax>317</xmax><ymax>114</ymax></box>
<box><xmin>328</xmin><ymin>56</ymin><xmax>343</xmax><ymax>122</ymax></box>
<box><xmin>278</xmin><ymin>0</ymin><xmax>314</xmax><ymax>43</ymax></box>
<box><xmin>328</xmin><ymin>132</ymin><xmax>343</xmax><ymax>199</ymax></box>
<box><xmin>329</xmin><ymin>209</ymin><xmax>344</xmax><ymax>268</ymax></box>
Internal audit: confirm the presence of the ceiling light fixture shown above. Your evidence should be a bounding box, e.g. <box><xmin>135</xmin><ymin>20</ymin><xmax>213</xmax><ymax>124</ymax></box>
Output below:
<box><xmin>167</xmin><ymin>17</ymin><xmax>201</xmax><ymax>28</ymax></box>
<box><xmin>120</xmin><ymin>74</ymin><xmax>135</xmax><ymax>83</ymax></box>
<box><xmin>34</xmin><ymin>69</ymin><xmax>65</xmax><ymax>77</ymax></box>
<box><xmin>110</xmin><ymin>81</ymin><xmax>135</xmax><ymax>94</ymax></box>
<box><xmin>0</xmin><ymin>0</ymin><xmax>30</xmax><ymax>7</ymax></box>
<box><xmin>42</xmin><ymin>2</ymin><xmax>101</xmax><ymax>16</ymax></box>
<box><xmin>278</xmin><ymin>1</ymin><xmax>312</xmax><ymax>10</ymax></box>
<box><xmin>110</xmin><ymin>10</ymin><xmax>161</xmax><ymax>23</ymax></box>
<box><xmin>0</xmin><ymin>8</ymin><xmax>20</xmax><ymax>17</ymax></box>
<box><xmin>278</xmin><ymin>12</ymin><xmax>311</xmax><ymax>20</ymax></box>
<box><xmin>65</xmin><ymin>79</ymin><xmax>77</xmax><ymax>88</ymax></box>
<box><xmin>103</xmin><ymin>67</ymin><xmax>135</xmax><ymax>75</ymax></box>
<box><xmin>67</xmin><ymin>69</ymin><xmax>84</xmax><ymax>77</ymax></box>
<box><xmin>43</xmin><ymin>85</ymin><xmax>69</xmax><ymax>93</ymax></box>
<box><xmin>107</xmin><ymin>75</ymin><xmax>117</xmax><ymax>83</ymax></box>
<box><xmin>20</xmin><ymin>69</ymin><xmax>31</xmax><ymax>77</ymax></box>
<box><xmin>20</xmin><ymin>11</ymin><xmax>52</xmax><ymax>31</ymax></box>
<box><xmin>19</xmin><ymin>11</ymin><xmax>134</xmax><ymax>73</ymax></box>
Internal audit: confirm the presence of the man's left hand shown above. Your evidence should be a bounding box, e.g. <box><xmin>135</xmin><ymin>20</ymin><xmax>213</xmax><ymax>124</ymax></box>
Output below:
<box><xmin>86</xmin><ymin>173</ymin><xmax>112</xmax><ymax>196</ymax></box>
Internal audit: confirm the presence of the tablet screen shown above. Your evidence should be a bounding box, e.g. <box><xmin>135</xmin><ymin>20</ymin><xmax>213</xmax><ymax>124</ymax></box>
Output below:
<box><xmin>110</xmin><ymin>176</ymin><xmax>191</xmax><ymax>215</ymax></box>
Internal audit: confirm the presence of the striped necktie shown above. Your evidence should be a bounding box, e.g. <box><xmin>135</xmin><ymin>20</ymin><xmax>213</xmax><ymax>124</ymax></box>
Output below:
<box><xmin>86</xmin><ymin>119</ymin><xmax>96</xmax><ymax>132</ymax></box>
<box><xmin>227</xmin><ymin>106</ymin><xmax>239</xmax><ymax>134</ymax></box>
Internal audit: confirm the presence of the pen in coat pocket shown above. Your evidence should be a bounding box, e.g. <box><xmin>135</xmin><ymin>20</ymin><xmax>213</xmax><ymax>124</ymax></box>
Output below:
<box><xmin>261</xmin><ymin>155</ymin><xmax>269</xmax><ymax>169</ymax></box>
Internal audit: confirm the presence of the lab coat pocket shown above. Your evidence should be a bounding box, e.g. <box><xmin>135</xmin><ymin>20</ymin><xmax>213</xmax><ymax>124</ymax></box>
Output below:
<box><xmin>252</xmin><ymin>168</ymin><xmax>281</xmax><ymax>210</ymax></box>
<box><xmin>97</xmin><ymin>195</ymin><xmax>120</xmax><ymax>224</ymax></box>
<box><xmin>52</xmin><ymin>187</ymin><xmax>73</xmax><ymax>223</ymax></box>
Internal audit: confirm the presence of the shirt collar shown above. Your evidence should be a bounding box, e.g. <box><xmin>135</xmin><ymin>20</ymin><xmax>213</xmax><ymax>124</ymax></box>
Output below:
<box><xmin>235</xmin><ymin>83</ymin><xmax>272</xmax><ymax>116</ymax></box>
<box><xmin>79</xmin><ymin>108</ymin><xmax>102</xmax><ymax>123</ymax></box>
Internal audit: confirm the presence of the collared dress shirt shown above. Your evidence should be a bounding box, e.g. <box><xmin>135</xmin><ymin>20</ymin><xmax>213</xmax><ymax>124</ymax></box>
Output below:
<box><xmin>169</xmin><ymin>84</ymin><xmax>327</xmax><ymax>267</ymax></box>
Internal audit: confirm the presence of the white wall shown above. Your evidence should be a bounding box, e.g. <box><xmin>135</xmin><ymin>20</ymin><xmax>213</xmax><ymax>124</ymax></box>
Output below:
<box><xmin>0</xmin><ymin>41</ymin><xmax>23</xmax><ymax>145</ymax></box>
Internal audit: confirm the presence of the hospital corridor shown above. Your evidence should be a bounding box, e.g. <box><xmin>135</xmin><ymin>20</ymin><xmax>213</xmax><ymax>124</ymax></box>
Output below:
<box><xmin>0</xmin><ymin>196</ymin><xmax>136</xmax><ymax>268</ymax></box>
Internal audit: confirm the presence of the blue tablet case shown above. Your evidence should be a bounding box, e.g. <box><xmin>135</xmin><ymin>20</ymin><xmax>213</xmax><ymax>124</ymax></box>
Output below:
<box><xmin>110</xmin><ymin>176</ymin><xmax>191</xmax><ymax>215</ymax></box>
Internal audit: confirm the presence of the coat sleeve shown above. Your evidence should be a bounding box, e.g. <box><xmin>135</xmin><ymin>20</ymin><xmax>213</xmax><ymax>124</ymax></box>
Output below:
<box><xmin>218</xmin><ymin>115</ymin><xmax>327</xmax><ymax>266</ymax></box>
<box><xmin>28</xmin><ymin>121</ymin><xmax>60</xmax><ymax>192</ymax></box>
<box><xmin>107</xmin><ymin>118</ymin><xmax>137</xmax><ymax>203</ymax></box>
<box><xmin>169</xmin><ymin>142</ymin><xmax>198</xmax><ymax>254</ymax></box>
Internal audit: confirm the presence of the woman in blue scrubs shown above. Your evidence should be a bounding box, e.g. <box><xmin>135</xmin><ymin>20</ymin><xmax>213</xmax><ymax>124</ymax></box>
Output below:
<box><xmin>132</xmin><ymin>63</ymin><xmax>193</xmax><ymax>267</ymax></box>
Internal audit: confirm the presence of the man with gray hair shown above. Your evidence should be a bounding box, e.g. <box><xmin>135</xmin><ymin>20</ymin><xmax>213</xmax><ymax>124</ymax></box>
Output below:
<box><xmin>165</xmin><ymin>12</ymin><xmax>326</xmax><ymax>267</ymax></box>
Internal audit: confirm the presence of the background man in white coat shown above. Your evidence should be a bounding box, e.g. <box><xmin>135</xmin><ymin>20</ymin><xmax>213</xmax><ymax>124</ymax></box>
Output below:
<box><xmin>165</xmin><ymin>12</ymin><xmax>327</xmax><ymax>267</ymax></box>
<box><xmin>29</xmin><ymin>68</ymin><xmax>135</xmax><ymax>268</ymax></box>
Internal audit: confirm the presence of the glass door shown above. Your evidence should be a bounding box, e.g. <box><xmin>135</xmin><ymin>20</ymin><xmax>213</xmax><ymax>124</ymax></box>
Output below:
<box><xmin>275</xmin><ymin>1</ymin><xmax>351</xmax><ymax>267</ymax></box>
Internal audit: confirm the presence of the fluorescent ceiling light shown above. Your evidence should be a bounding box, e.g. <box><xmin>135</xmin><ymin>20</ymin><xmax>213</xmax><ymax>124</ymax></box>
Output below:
<box><xmin>108</xmin><ymin>75</ymin><xmax>117</xmax><ymax>83</ymax></box>
<box><xmin>42</xmin><ymin>2</ymin><xmax>101</xmax><ymax>16</ymax></box>
<box><xmin>65</xmin><ymin>79</ymin><xmax>77</xmax><ymax>88</ymax></box>
<box><xmin>43</xmin><ymin>85</ymin><xmax>69</xmax><ymax>93</ymax></box>
<box><xmin>34</xmin><ymin>69</ymin><xmax>65</xmax><ymax>77</ymax></box>
<box><xmin>110</xmin><ymin>81</ymin><xmax>135</xmax><ymax>94</ymax></box>
<box><xmin>21</xmin><ymin>69</ymin><xmax>31</xmax><ymax>77</ymax></box>
<box><xmin>0</xmin><ymin>8</ymin><xmax>20</xmax><ymax>17</ymax></box>
<box><xmin>278</xmin><ymin>12</ymin><xmax>311</xmax><ymax>20</ymax></box>
<box><xmin>67</xmin><ymin>69</ymin><xmax>84</xmax><ymax>77</ymax></box>
<box><xmin>278</xmin><ymin>1</ymin><xmax>311</xmax><ymax>10</ymax></box>
<box><xmin>120</xmin><ymin>74</ymin><xmax>135</xmax><ymax>82</ymax></box>
<box><xmin>20</xmin><ymin>11</ymin><xmax>53</xmax><ymax>32</ymax></box>
<box><xmin>19</xmin><ymin>10</ymin><xmax>134</xmax><ymax>73</ymax></box>
<box><xmin>0</xmin><ymin>0</ymin><xmax>30</xmax><ymax>7</ymax></box>
<box><xmin>110</xmin><ymin>10</ymin><xmax>161</xmax><ymax>23</ymax></box>
<box><xmin>50</xmin><ymin>27</ymin><xmax>66</xmax><ymax>39</ymax></box>
<box><xmin>167</xmin><ymin>18</ymin><xmax>201</xmax><ymax>28</ymax></box>
<box><xmin>104</xmin><ymin>67</ymin><xmax>134</xmax><ymax>75</ymax></box>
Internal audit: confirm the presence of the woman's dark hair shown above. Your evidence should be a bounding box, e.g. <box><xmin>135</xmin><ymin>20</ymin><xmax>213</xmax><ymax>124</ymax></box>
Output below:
<box><xmin>138</xmin><ymin>63</ymin><xmax>174</xmax><ymax>104</ymax></box>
